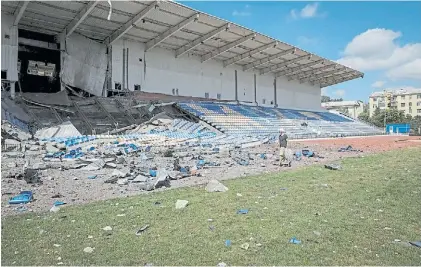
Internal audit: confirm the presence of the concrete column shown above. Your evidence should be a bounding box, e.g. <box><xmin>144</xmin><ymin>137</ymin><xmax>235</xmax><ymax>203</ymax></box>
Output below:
<box><xmin>122</xmin><ymin>48</ymin><xmax>126</xmax><ymax>91</ymax></box>
<box><xmin>234</xmin><ymin>70</ymin><xmax>238</xmax><ymax>102</ymax></box>
<box><xmin>104</xmin><ymin>45</ymin><xmax>112</xmax><ymax>97</ymax></box>
<box><xmin>273</xmin><ymin>77</ymin><xmax>278</xmax><ymax>107</ymax></box>
<box><xmin>10</xmin><ymin>81</ymin><xmax>16</xmax><ymax>100</ymax></box>
<box><xmin>254</xmin><ymin>74</ymin><xmax>257</xmax><ymax>105</ymax></box>
<box><xmin>59</xmin><ymin>33</ymin><xmax>66</xmax><ymax>92</ymax></box>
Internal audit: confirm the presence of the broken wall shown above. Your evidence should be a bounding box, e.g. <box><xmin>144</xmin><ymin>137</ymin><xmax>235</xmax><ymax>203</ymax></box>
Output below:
<box><xmin>1</xmin><ymin>14</ymin><xmax>19</xmax><ymax>81</ymax></box>
<box><xmin>61</xmin><ymin>33</ymin><xmax>107</xmax><ymax>96</ymax></box>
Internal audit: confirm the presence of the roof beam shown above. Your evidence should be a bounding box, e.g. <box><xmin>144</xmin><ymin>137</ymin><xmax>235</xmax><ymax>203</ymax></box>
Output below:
<box><xmin>64</xmin><ymin>0</ymin><xmax>99</xmax><ymax>37</ymax></box>
<box><xmin>276</xmin><ymin>59</ymin><xmax>324</xmax><ymax>77</ymax></box>
<box><xmin>105</xmin><ymin>1</ymin><xmax>159</xmax><ymax>45</ymax></box>
<box><xmin>286</xmin><ymin>63</ymin><xmax>338</xmax><ymax>80</ymax></box>
<box><xmin>299</xmin><ymin>68</ymin><xmax>348</xmax><ymax>83</ymax></box>
<box><xmin>146</xmin><ymin>13</ymin><xmax>199</xmax><ymax>52</ymax></box>
<box><xmin>260</xmin><ymin>54</ymin><xmax>311</xmax><ymax>75</ymax></box>
<box><xmin>176</xmin><ymin>23</ymin><xmax>230</xmax><ymax>58</ymax></box>
<box><xmin>201</xmin><ymin>33</ymin><xmax>256</xmax><ymax>63</ymax></box>
<box><xmin>223</xmin><ymin>41</ymin><xmax>278</xmax><ymax>67</ymax></box>
<box><xmin>316</xmin><ymin>71</ymin><xmax>358</xmax><ymax>85</ymax></box>
<box><xmin>13</xmin><ymin>0</ymin><xmax>29</xmax><ymax>26</ymax></box>
<box><xmin>320</xmin><ymin>74</ymin><xmax>362</xmax><ymax>87</ymax></box>
<box><xmin>243</xmin><ymin>48</ymin><xmax>296</xmax><ymax>71</ymax></box>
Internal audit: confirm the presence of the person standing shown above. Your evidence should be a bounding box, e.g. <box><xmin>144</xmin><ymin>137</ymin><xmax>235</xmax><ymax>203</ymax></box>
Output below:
<box><xmin>279</xmin><ymin>128</ymin><xmax>288</xmax><ymax>165</ymax></box>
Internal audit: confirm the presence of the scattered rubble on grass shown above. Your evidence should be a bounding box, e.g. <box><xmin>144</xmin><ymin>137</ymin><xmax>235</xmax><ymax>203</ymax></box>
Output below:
<box><xmin>1</xmin><ymin>112</ymin><xmax>374</xmax><ymax>216</ymax></box>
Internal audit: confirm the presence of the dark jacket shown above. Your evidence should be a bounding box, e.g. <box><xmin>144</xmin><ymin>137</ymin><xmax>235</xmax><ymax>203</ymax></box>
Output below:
<box><xmin>279</xmin><ymin>133</ymin><xmax>288</xmax><ymax>148</ymax></box>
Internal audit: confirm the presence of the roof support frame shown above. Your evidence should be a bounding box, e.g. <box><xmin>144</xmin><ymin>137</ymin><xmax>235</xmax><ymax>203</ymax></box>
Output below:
<box><xmin>201</xmin><ymin>33</ymin><xmax>256</xmax><ymax>63</ymax></box>
<box><xmin>320</xmin><ymin>74</ymin><xmax>362</xmax><ymax>87</ymax></box>
<box><xmin>105</xmin><ymin>1</ymin><xmax>159</xmax><ymax>45</ymax></box>
<box><xmin>260</xmin><ymin>54</ymin><xmax>311</xmax><ymax>75</ymax></box>
<box><xmin>299</xmin><ymin>68</ymin><xmax>349</xmax><ymax>84</ymax></box>
<box><xmin>287</xmin><ymin>63</ymin><xmax>339</xmax><ymax>80</ymax></box>
<box><xmin>223</xmin><ymin>41</ymin><xmax>278</xmax><ymax>67</ymax></box>
<box><xmin>243</xmin><ymin>48</ymin><xmax>296</xmax><ymax>71</ymax></box>
<box><xmin>13</xmin><ymin>0</ymin><xmax>29</xmax><ymax>26</ymax></box>
<box><xmin>146</xmin><ymin>13</ymin><xmax>200</xmax><ymax>52</ymax></box>
<box><xmin>276</xmin><ymin>59</ymin><xmax>324</xmax><ymax>77</ymax></box>
<box><xmin>63</xmin><ymin>0</ymin><xmax>99</xmax><ymax>37</ymax></box>
<box><xmin>175</xmin><ymin>23</ymin><xmax>230</xmax><ymax>58</ymax></box>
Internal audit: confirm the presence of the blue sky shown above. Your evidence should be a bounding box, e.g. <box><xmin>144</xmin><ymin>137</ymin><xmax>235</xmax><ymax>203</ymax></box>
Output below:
<box><xmin>180</xmin><ymin>1</ymin><xmax>421</xmax><ymax>102</ymax></box>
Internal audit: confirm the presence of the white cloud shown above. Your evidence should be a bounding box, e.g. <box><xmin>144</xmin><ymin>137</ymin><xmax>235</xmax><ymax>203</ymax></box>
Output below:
<box><xmin>371</xmin><ymin>81</ymin><xmax>386</xmax><ymax>88</ymax></box>
<box><xmin>337</xmin><ymin>29</ymin><xmax>421</xmax><ymax>81</ymax></box>
<box><xmin>233</xmin><ymin>5</ymin><xmax>251</xmax><ymax>17</ymax></box>
<box><xmin>301</xmin><ymin>3</ymin><xmax>319</xmax><ymax>18</ymax></box>
<box><xmin>289</xmin><ymin>3</ymin><xmax>325</xmax><ymax>20</ymax></box>
<box><xmin>297</xmin><ymin>36</ymin><xmax>319</xmax><ymax>46</ymax></box>
<box><xmin>232</xmin><ymin>10</ymin><xmax>251</xmax><ymax>16</ymax></box>
<box><xmin>334</xmin><ymin>89</ymin><xmax>345</xmax><ymax>97</ymax></box>
<box><xmin>387</xmin><ymin>58</ymin><xmax>421</xmax><ymax>80</ymax></box>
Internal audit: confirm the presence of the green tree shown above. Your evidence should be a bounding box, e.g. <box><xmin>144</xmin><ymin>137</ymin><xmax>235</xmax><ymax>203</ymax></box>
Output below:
<box><xmin>321</xmin><ymin>95</ymin><xmax>331</xmax><ymax>103</ymax></box>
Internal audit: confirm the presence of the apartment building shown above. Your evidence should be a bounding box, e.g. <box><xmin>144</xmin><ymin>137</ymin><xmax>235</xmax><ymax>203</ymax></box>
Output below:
<box><xmin>321</xmin><ymin>100</ymin><xmax>364</xmax><ymax>119</ymax></box>
<box><xmin>369</xmin><ymin>88</ymin><xmax>421</xmax><ymax>117</ymax></box>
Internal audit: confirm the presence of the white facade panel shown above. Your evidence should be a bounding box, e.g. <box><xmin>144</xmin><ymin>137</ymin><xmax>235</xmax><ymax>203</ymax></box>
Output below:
<box><xmin>1</xmin><ymin>14</ymin><xmax>19</xmax><ymax>81</ymax></box>
<box><xmin>111</xmin><ymin>39</ymin><xmax>322</xmax><ymax>110</ymax></box>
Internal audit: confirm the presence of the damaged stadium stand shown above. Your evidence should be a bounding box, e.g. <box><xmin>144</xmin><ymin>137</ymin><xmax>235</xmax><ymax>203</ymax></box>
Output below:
<box><xmin>177</xmin><ymin>102</ymin><xmax>383</xmax><ymax>139</ymax></box>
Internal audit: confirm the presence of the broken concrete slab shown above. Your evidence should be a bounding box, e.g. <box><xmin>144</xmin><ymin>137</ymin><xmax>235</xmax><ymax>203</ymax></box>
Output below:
<box><xmin>175</xmin><ymin>200</ymin><xmax>188</xmax><ymax>209</ymax></box>
<box><xmin>206</xmin><ymin>179</ymin><xmax>228</xmax><ymax>192</ymax></box>
<box><xmin>133</xmin><ymin>175</ymin><xmax>148</xmax><ymax>183</ymax></box>
<box><xmin>117</xmin><ymin>178</ymin><xmax>128</xmax><ymax>185</ymax></box>
<box><xmin>111</xmin><ymin>169</ymin><xmax>128</xmax><ymax>178</ymax></box>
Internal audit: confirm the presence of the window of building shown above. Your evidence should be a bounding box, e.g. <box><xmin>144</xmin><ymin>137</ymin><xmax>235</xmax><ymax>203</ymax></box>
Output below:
<box><xmin>373</xmin><ymin>97</ymin><xmax>377</xmax><ymax>101</ymax></box>
<box><xmin>172</xmin><ymin>88</ymin><xmax>175</xmax><ymax>95</ymax></box>
<box><xmin>409</xmin><ymin>95</ymin><xmax>412</xmax><ymax>100</ymax></box>
<box><xmin>418</xmin><ymin>94</ymin><xmax>421</xmax><ymax>99</ymax></box>
<box><xmin>114</xmin><ymin>82</ymin><xmax>121</xmax><ymax>90</ymax></box>
<box><xmin>401</xmin><ymin>103</ymin><xmax>405</xmax><ymax>108</ymax></box>
<box><xmin>409</xmin><ymin>102</ymin><xmax>412</xmax><ymax>107</ymax></box>
<box><xmin>205</xmin><ymin>92</ymin><xmax>209</xmax><ymax>99</ymax></box>
<box><xmin>401</xmin><ymin>95</ymin><xmax>405</xmax><ymax>100</ymax></box>
<box><xmin>373</xmin><ymin>104</ymin><xmax>376</xmax><ymax>108</ymax></box>
<box><xmin>134</xmin><ymin>84</ymin><xmax>141</xmax><ymax>91</ymax></box>
<box><xmin>176</xmin><ymin>89</ymin><xmax>179</xmax><ymax>96</ymax></box>
<box><xmin>217</xmin><ymin>93</ymin><xmax>221</xmax><ymax>100</ymax></box>
<box><xmin>262</xmin><ymin>99</ymin><xmax>266</xmax><ymax>104</ymax></box>
<box><xmin>418</xmin><ymin>109</ymin><xmax>421</xmax><ymax>114</ymax></box>
<box><xmin>409</xmin><ymin>108</ymin><xmax>412</xmax><ymax>114</ymax></box>
<box><xmin>1</xmin><ymin>70</ymin><xmax>7</xmax><ymax>80</ymax></box>
<box><xmin>418</xmin><ymin>102</ymin><xmax>421</xmax><ymax>106</ymax></box>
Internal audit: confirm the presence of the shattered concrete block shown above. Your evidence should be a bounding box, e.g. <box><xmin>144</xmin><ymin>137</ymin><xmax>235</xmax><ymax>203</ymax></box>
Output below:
<box><xmin>46</xmin><ymin>144</ymin><xmax>60</xmax><ymax>153</ymax></box>
<box><xmin>111</xmin><ymin>169</ymin><xmax>128</xmax><ymax>178</ymax></box>
<box><xmin>206</xmin><ymin>179</ymin><xmax>228</xmax><ymax>192</ymax></box>
<box><xmin>116</xmin><ymin>157</ymin><xmax>125</xmax><ymax>164</ymax></box>
<box><xmin>175</xmin><ymin>200</ymin><xmax>189</xmax><ymax>209</ymax></box>
<box><xmin>133</xmin><ymin>175</ymin><xmax>148</xmax><ymax>183</ymax></box>
<box><xmin>154</xmin><ymin>168</ymin><xmax>170</xmax><ymax>188</ymax></box>
<box><xmin>29</xmin><ymin>145</ymin><xmax>40</xmax><ymax>151</ymax></box>
<box><xmin>105</xmin><ymin>163</ymin><xmax>117</xmax><ymax>168</ymax></box>
<box><xmin>138</xmin><ymin>182</ymin><xmax>155</xmax><ymax>191</ymax></box>
<box><xmin>117</xmin><ymin>178</ymin><xmax>128</xmax><ymax>185</ymax></box>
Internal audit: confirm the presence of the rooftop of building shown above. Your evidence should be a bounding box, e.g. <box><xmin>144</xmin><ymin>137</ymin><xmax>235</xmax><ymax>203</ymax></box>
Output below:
<box><xmin>370</xmin><ymin>87</ymin><xmax>421</xmax><ymax>98</ymax></box>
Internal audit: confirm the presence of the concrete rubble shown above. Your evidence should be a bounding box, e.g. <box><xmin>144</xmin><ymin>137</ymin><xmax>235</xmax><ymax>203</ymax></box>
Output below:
<box><xmin>1</xmin><ymin>110</ymin><xmax>369</xmax><ymax>216</ymax></box>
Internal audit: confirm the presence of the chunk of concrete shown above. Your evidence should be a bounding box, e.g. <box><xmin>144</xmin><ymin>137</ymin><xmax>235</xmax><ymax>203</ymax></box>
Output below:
<box><xmin>138</xmin><ymin>182</ymin><xmax>154</xmax><ymax>191</ymax></box>
<box><xmin>111</xmin><ymin>169</ymin><xmax>127</xmax><ymax>178</ymax></box>
<box><xmin>206</xmin><ymin>179</ymin><xmax>228</xmax><ymax>193</ymax></box>
<box><xmin>46</xmin><ymin>143</ymin><xmax>60</xmax><ymax>153</ymax></box>
<box><xmin>175</xmin><ymin>200</ymin><xmax>189</xmax><ymax>209</ymax></box>
<box><xmin>105</xmin><ymin>163</ymin><xmax>117</xmax><ymax>168</ymax></box>
<box><xmin>133</xmin><ymin>175</ymin><xmax>148</xmax><ymax>183</ymax></box>
<box><xmin>117</xmin><ymin>178</ymin><xmax>128</xmax><ymax>185</ymax></box>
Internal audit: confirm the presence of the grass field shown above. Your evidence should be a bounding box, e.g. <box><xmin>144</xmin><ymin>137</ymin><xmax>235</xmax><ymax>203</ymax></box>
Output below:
<box><xmin>2</xmin><ymin>148</ymin><xmax>421</xmax><ymax>266</ymax></box>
